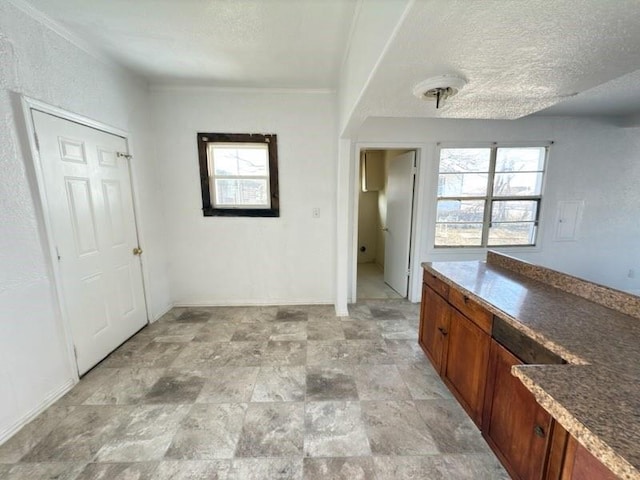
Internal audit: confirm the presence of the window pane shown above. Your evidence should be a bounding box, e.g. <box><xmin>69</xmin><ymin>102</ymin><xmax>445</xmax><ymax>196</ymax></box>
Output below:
<box><xmin>493</xmin><ymin>172</ymin><xmax>543</xmax><ymax>196</ymax></box>
<box><xmin>212</xmin><ymin>144</ymin><xmax>269</xmax><ymax>177</ymax></box>
<box><xmin>488</xmin><ymin>222</ymin><xmax>537</xmax><ymax>246</ymax></box>
<box><xmin>214</xmin><ymin>179</ymin><xmax>239</xmax><ymax>205</ymax></box>
<box><xmin>496</xmin><ymin>147</ymin><xmax>545</xmax><ymax>172</ymax></box>
<box><xmin>437</xmin><ymin>200</ymin><xmax>485</xmax><ymax>222</ymax></box>
<box><xmin>491</xmin><ymin>200</ymin><xmax>537</xmax><ymax>222</ymax></box>
<box><xmin>237</xmin><ymin>147</ymin><xmax>268</xmax><ymax>175</ymax></box>
<box><xmin>238</xmin><ymin>179</ymin><xmax>268</xmax><ymax>205</ymax></box>
<box><xmin>438</xmin><ymin>173</ymin><xmax>489</xmax><ymax>197</ymax></box>
<box><xmin>435</xmin><ymin>223</ymin><xmax>483</xmax><ymax>246</ymax></box>
<box><xmin>439</xmin><ymin>148</ymin><xmax>491</xmax><ymax>173</ymax></box>
<box><xmin>212</xmin><ymin>149</ymin><xmax>238</xmax><ymax>175</ymax></box>
<box><xmin>215</xmin><ymin>179</ymin><xmax>269</xmax><ymax>207</ymax></box>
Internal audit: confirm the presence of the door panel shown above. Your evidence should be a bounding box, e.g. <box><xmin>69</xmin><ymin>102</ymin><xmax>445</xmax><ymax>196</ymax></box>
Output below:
<box><xmin>483</xmin><ymin>340</ymin><xmax>552</xmax><ymax>480</ymax></box>
<box><xmin>384</xmin><ymin>151</ymin><xmax>416</xmax><ymax>297</ymax></box>
<box><xmin>66</xmin><ymin>178</ymin><xmax>99</xmax><ymax>255</ymax></box>
<box><xmin>443</xmin><ymin>308</ymin><xmax>490</xmax><ymax>426</ymax></box>
<box><xmin>33</xmin><ymin>110</ymin><xmax>147</xmax><ymax>375</ymax></box>
<box><xmin>115</xmin><ymin>264</ymin><xmax>136</xmax><ymax>316</ymax></box>
<box><xmin>103</xmin><ymin>180</ymin><xmax>127</xmax><ymax>246</ymax></box>
<box><xmin>419</xmin><ymin>284</ymin><xmax>450</xmax><ymax>374</ymax></box>
<box><xmin>82</xmin><ymin>273</ymin><xmax>111</xmax><ymax>337</ymax></box>
<box><xmin>59</xmin><ymin>137</ymin><xmax>86</xmax><ymax>163</ymax></box>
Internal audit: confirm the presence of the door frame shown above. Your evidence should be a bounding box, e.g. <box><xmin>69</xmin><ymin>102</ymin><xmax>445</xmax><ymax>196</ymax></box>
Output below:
<box><xmin>20</xmin><ymin>95</ymin><xmax>151</xmax><ymax>378</ymax></box>
<box><xmin>351</xmin><ymin>143</ymin><xmax>426</xmax><ymax>304</ymax></box>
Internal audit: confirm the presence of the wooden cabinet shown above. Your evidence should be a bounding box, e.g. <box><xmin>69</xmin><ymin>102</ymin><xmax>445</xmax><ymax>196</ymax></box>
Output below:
<box><xmin>423</xmin><ymin>270</ymin><xmax>449</xmax><ymax>299</ymax></box>
<box><xmin>419</xmin><ymin>272</ymin><xmax>491</xmax><ymax>427</ymax></box>
<box><xmin>418</xmin><ymin>283</ymin><xmax>450</xmax><ymax>374</ymax></box>
<box><xmin>483</xmin><ymin>339</ymin><xmax>553</xmax><ymax>480</ymax></box>
<box><xmin>442</xmin><ymin>307</ymin><xmax>491</xmax><ymax>426</ymax></box>
<box><xmin>448</xmin><ymin>287</ymin><xmax>492</xmax><ymax>334</ymax></box>
<box><xmin>544</xmin><ymin>424</ymin><xmax>619</xmax><ymax>480</ymax></box>
<box><xmin>419</xmin><ymin>267</ymin><xmax>621</xmax><ymax>480</ymax></box>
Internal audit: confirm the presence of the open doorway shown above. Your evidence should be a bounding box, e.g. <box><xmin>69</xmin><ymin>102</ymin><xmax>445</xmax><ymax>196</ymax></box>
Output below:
<box><xmin>356</xmin><ymin>149</ymin><xmax>417</xmax><ymax>300</ymax></box>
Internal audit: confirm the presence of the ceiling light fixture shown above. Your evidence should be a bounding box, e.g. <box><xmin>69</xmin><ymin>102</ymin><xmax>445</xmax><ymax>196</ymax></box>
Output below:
<box><xmin>413</xmin><ymin>75</ymin><xmax>467</xmax><ymax>109</ymax></box>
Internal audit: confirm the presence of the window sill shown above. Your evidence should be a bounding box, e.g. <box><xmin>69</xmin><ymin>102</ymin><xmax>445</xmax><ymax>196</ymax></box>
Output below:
<box><xmin>203</xmin><ymin>208</ymin><xmax>279</xmax><ymax>217</ymax></box>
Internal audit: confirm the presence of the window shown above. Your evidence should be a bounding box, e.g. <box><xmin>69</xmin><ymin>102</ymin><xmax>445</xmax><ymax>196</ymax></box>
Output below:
<box><xmin>435</xmin><ymin>146</ymin><xmax>547</xmax><ymax>247</ymax></box>
<box><xmin>197</xmin><ymin>133</ymin><xmax>279</xmax><ymax>217</ymax></box>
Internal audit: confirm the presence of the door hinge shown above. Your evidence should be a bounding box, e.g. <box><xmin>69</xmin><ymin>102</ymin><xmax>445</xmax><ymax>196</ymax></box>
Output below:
<box><xmin>407</xmin><ymin>269</ymin><xmax>411</xmax><ymax>277</ymax></box>
<box><xmin>55</xmin><ymin>246</ymin><xmax>61</xmax><ymax>261</ymax></box>
<box><xmin>34</xmin><ymin>132</ymin><xmax>40</xmax><ymax>151</ymax></box>
<box><xmin>116</xmin><ymin>152</ymin><xmax>133</xmax><ymax>160</ymax></box>
<box><xmin>72</xmin><ymin>344</ymin><xmax>78</xmax><ymax>361</ymax></box>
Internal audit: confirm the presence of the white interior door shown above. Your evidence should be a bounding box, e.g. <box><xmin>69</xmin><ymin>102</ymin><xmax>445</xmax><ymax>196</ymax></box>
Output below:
<box><xmin>384</xmin><ymin>151</ymin><xmax>416</xmax><ymax>297</ymax></box>
<box><xmin>33</xmin><ymin>111</ymin><xmax>147</xmax><ymax>375</ymax></box>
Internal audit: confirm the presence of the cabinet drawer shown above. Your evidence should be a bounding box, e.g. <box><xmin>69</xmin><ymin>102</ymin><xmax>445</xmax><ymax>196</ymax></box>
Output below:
<box><xmin>448</xmin><ymin>288</ymin><xmax>492</xmax><ymax>334</ymax></box>
<box><xmin>423</xmin><ymin>270</ymin><xmax>449</xmax><ymax>298</ymax></box>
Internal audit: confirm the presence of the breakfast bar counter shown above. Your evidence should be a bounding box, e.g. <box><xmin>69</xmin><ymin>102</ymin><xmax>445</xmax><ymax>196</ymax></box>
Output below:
<box><xmin>421</xmin><ymin>252</ymin><xmax>640</xmax><ymax>480</ymax></box>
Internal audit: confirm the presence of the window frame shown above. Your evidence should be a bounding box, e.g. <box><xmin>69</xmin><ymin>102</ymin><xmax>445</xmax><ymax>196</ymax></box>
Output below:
<box><xmin>197</xmin><ymin>132</ymin><xmax>280</xmax><ymax>217</ymax></box>
<box><xmin>434</xmin><ymin>145</ymin><xmax>548</xmax><ymax>248</ymax></box>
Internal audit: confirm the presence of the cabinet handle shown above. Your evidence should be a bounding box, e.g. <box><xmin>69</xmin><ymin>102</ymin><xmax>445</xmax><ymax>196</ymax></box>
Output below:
<box><xmin>463</xmin><ymin>295</ymin><xmax>469</xmax><ymax>303</ymax></box>
<box><xmin>533</xmin><ymin>425</ymin><xmax>545</xmax><ymax>438</ymax></box>
<box><xmin>438</xmin><ymin>327</ymin><xmax>448</xmax><ymax>336</ymax></box>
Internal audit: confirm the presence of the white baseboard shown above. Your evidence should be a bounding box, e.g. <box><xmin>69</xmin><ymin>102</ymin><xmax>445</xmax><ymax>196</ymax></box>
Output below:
<box><xmin>173</xmin><ymin>300</ymin><xmax>335</xmax><ymax>308</ymax></box>
<box><xmin>0</xmin><ymin>378</ymin><xmax>75</xmax><ymax>446</ymax></box>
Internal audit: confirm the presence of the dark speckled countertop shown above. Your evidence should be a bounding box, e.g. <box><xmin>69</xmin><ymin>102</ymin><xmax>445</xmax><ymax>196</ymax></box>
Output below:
<box><xmin>423</xmin><ymin>256</ymin><xmax>640</xmax><ymax>480</ymax></box>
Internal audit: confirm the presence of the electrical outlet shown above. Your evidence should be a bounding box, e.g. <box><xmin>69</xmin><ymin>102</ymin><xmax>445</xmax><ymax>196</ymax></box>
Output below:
<box><xmin>628</xmin><ymin>269</ymin><xmax>636</xmax><ymax>279</ymax></box>
<box><xmin>312</xmin><ymin>208</ymin><xmax>320</xmax><ymax>218</ymax></box>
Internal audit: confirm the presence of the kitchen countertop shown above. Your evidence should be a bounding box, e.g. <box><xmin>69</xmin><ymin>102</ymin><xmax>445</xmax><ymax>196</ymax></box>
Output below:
<box><xmin>422</xmin><ymin>256</ymin><xmax>640</xmax><ymax>480</ymax></box>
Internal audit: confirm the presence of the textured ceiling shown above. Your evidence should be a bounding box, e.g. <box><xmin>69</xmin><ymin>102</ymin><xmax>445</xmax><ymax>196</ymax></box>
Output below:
<box><xmin>21</xmin><ymin>0</ymin><xmax>358</xmax><ymax>88</ymax></box>
<box><xmin>350</xmin><ymin>0</ymin><xmax>640</xmax><ymax>122</ymax></box>
<box><xmin>16</xmin><ymin>0</ymin><xmax>640</xmax><ymax>120</ymax></box>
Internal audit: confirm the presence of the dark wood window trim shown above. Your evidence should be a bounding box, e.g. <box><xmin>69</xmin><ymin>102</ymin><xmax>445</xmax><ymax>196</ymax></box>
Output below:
<box><xmin>197</xmin><ymin>132</ymin><xmax>280</xmax><ymax>217</ymax></box>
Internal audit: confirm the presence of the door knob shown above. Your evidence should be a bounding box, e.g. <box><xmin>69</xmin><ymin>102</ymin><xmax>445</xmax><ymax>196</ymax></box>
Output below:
<box><xmin>132</xmin><ymin>247</ymin><xmax>143</xmax><ymax>256</ymax></box>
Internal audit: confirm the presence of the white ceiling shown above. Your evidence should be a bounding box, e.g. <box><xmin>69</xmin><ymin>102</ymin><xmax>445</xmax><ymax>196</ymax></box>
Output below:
<box><xmin>350</xmin><ymin>0</ymin><xmax>640</xmax><ymax>122</ymax></box>
<box><xmin>536</xmin><ymin>69</ymin><xmax>640</xmax><ymax>118</ymax></box>
<box><xmin>16</xmin><ymin>0</ymin><xmax>640</xmax><ymax>120</ymax></box>
<box><xmin>21</xmin><ymin>0</ymin><xmax>358</xmax><ymax>88</ymax></box>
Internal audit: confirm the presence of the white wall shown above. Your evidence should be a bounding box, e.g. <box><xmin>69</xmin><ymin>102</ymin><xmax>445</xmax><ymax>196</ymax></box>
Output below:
<box><xmin>353</xmin><ymin>116</ymin><xmax>640</xmax><ymax>298</ymax></box>
<box><xmin>358</xmin><ymin>151</ymin><xmax>382</xmax><ymax>264</ymax></box>
<box><xmin>151</xmin><ymin>87</ymin><xmax>337</xmax><ymax>306</ymax></box>
<box><xmin>338</xmin><ymin>0</ymin><xmax>410</xmax><ymax>135</ymax></box>
<box><xmin>358</xmin><ymin>189</ymin><xmax>379</xmax><ymax>263</ymax></box>
<box><xmin>0</xmin><ymin>2</ymin><xmax>170</xmax><ymax>443</ymax></box>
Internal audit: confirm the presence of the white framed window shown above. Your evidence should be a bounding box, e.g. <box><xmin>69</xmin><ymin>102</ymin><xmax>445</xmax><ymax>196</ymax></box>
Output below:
<box><xmin>209</xmin><ymin>142</ymin><xmax>270</xmax><ymax>208</ymax></box>
<box><xmin>197</xmin><ymin>133</ymin><xmax>279</xmax><ymax>217</ymax></box>
<box><xmin>435</xmin><ymin>146</ymin><xmax>548</xmax><ymax>247</ymax></box>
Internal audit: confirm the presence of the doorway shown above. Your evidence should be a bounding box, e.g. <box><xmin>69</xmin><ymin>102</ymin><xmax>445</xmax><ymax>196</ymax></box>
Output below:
<box><xmin>26</xmin><ymin>104</ymin><xmax>148</xmax><ymax>376</ymax></box>
<box><xmin>356</xmin><ymin>149</ymin><xmax>417</xmax><ymax>300</ymax></box>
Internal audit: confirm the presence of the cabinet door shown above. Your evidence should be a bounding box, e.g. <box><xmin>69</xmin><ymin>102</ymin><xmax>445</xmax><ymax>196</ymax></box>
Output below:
<box><xmin>560</xmin><ymin>435</ymin><xmax>618</xmax><ymax>480</ymax></box>
<box><xmin>483</xmin><ymin>340</ymin><xmax>552</xmax><ymax>480</ymax></box>
<box><xmin>443</xmin><ymin>308</ymin><xmax>490</xmax><ymax>426</ymax></box>
<box><xmin>419</xmin><ymin>284</ymin><xmax>450</xmax><ymax>374</ymax></box>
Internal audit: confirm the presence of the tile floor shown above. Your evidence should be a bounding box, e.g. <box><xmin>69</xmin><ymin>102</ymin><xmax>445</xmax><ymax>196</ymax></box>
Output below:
<box><xmin>356</xmin><ymin>264</ymin><xmax>402</xmax><ymax>300</ymax></box>
<box><xmin>0</xmin><ymin>301</ymin><xmax>509</xmax><ymax>479</ymax></box>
